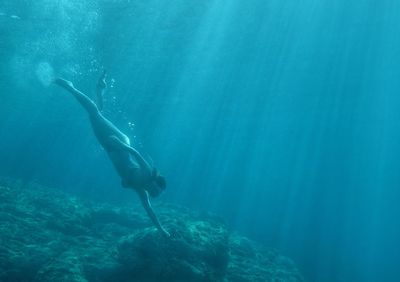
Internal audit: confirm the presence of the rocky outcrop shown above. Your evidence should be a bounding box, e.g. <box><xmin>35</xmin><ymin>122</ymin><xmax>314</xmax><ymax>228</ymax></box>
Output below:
<box><xmin>0</xmin><ymin>178</ymin><xmax>303</xmax><ymax>282</ymax></box>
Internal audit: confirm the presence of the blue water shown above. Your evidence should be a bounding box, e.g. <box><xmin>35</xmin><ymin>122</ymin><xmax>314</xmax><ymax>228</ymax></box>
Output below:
<box><xmin>1</xmin><ymin>0</ymin><xmax>400</xmax><ymax>281</ymax></box>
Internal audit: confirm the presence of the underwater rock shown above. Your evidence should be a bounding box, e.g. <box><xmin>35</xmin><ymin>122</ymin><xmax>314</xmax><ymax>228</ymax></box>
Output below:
<box><xmin>117</xmin><ymin>219</ymin><xmax>229</xmax><ymax>282</ymax></box>
<box><xmin>0</xmin><ymin>179</ymin><xmax>304</xmax><ymax>282</ymax></box>
<box><xmin>34</xmin><ymin>250</ymin><xmax>88</xmax><ymax>282</ymax></box>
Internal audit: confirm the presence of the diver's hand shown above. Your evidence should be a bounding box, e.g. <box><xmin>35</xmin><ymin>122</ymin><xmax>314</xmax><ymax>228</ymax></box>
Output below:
<box><xmin>160</xmin><ymin>228</ymin><xmax>170</xmax><ymax>238</ymax></box>
<box><xmin>97</xmin><ymin>70</ymin><xmax>107</xmax><ymax>90</ymax></box>
<box><xmin>54</xmin><ymin>78</ymin><xmax>74</xmax><ymax>90</ymax></box>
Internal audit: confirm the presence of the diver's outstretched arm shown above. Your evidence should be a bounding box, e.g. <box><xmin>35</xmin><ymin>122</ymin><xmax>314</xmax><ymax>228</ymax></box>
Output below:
<box><xmin>96</xmin><ymin>70</ymin><xmax>107</xmax><ymax>111</ymax></box>
<box><xmin>136</xmin><ymin>188</ymin><xmax>170</xmax><ymax>237</ymax></box>
<box><xmin>54</xmin><ymin>78</ymin><xmax>99</xmax><ymax>116</ymax></box>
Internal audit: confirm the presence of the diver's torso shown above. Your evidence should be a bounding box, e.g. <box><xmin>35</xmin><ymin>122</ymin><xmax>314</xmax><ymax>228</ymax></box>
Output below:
<box><xmin>89</xmin><ymin>112</ymin><xmax>130</xmax><ymax>148</ymax></box>
<box><xmin>107</xmin><ymin>149</ymin><xmax>139</xmax><ymax>179</ymax></box>
<box><xmin>88</xmin><ymin>112</ymin><xmax>151</xmax><ymax>187</ymax></box>
<box><xmin>108</xmin><ymin>150</ymin><xmax>152</xmax><ymax>189</ymax></box>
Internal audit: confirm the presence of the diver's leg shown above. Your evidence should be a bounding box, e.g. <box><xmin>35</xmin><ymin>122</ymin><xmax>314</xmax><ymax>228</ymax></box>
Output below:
<box><xmin>96</xmin><ymin>88</ymin><xmax>104</xmax><ymax>111</ymax></box>
<box><xmin>55</xmin><ymin>78</ymin><xmax>99</xmax><ymax>116</ymax></box>
<box><xmin>96</xmin><ymin>70</ymin><xmax>107</xmax><ymax>111</ymax></box>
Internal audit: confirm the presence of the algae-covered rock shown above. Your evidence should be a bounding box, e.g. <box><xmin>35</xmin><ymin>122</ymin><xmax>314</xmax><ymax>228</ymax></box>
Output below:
<box><xmin>227</xmin><ymin>235</ymin><xmax>303</xmax><ymax>282</ymax></box>
<box><xmin>0</xmin><ymin>178</ymin><xmax>304</xmax><ymax>281</ymax></box>
<box><xmin>34</xmin><ymin>251</ymin><xmax>88</xmax><ymax>282</ymax></box>
<box><xmin>117</xmin><ymin>219</ymin><xmax>229</xmax><ymax>282</ymax></box>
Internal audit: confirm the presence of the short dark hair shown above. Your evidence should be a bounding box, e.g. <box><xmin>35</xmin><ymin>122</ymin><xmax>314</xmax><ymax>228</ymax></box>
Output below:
<box><xmin>155</xmin><ymin>175</ymin><xmax>166</xmax><ymax>190</ymax></box>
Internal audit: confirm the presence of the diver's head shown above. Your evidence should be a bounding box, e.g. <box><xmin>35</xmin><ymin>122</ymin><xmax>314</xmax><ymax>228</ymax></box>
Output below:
<box><xmin>148</xmin><ymin>168</ymin><xmax>166</xmax><ymax>197</ymax></box>
<box><xmin>155</xmin><ymin>174</ymin><xmax>166</xmax><ymax>190</ymax></box>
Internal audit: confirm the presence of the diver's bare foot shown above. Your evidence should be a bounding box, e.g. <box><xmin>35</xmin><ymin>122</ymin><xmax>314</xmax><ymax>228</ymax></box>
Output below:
<box><xmin>97</xmin><ymin>70</ymin><xmax>107</xmax><ymax>90</ymax></box>
<box><xmin>54</xmin><ymin>78</ymin><xmax>74</xmax><ymax>90</ymax></box>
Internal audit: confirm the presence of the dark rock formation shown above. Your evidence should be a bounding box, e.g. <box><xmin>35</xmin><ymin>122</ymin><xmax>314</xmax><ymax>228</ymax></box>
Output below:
<box><xmin>0</xmin><ymin>178</ymin><xmax>304</xmax><ymax>282</ymax></box>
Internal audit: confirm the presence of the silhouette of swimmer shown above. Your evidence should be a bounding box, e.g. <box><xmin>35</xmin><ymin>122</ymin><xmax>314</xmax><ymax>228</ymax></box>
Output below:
<box><xmin>54</xmin><ymin>72</ymin><xmax>169</xmax><ymax>237</ymax></box>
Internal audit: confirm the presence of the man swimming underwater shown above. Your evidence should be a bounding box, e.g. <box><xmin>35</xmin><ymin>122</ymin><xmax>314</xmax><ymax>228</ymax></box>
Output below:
<box><xmin>54</xmin><ymin>72</ymin><xmax>169</xmax><ymax>237</ymax></box>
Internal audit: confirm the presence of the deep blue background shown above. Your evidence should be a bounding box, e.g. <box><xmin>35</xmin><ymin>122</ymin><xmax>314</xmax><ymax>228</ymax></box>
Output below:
<box><xmin>1</xmin><ymin>0</ymin><xmax>400</xmax><ymax>281</ymax></box>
